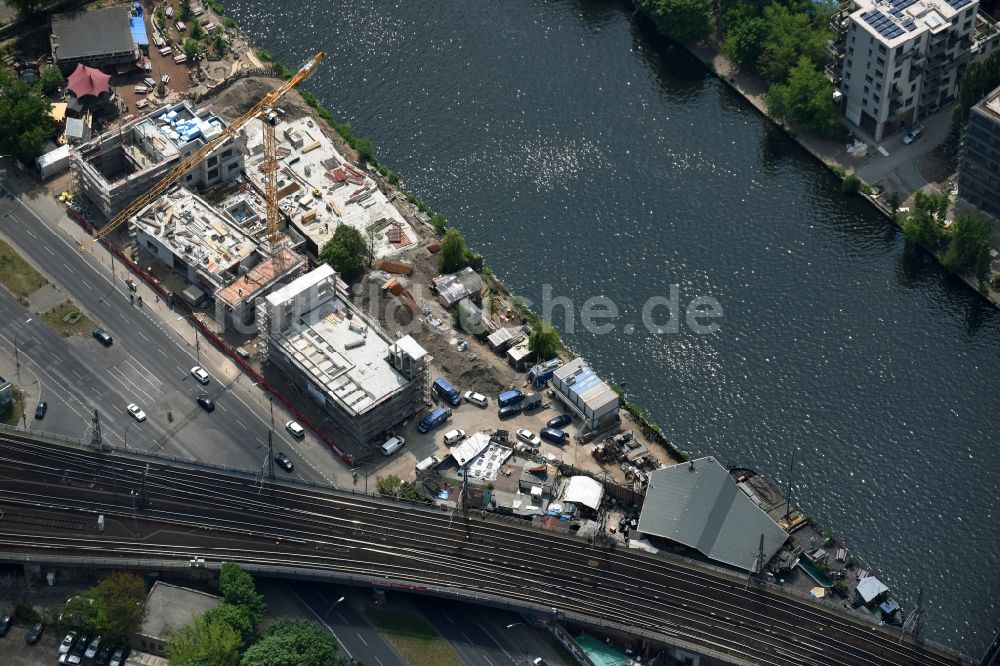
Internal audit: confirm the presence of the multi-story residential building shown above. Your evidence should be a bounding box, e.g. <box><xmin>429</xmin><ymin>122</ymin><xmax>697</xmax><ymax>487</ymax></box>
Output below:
<box><xmin>259</xmin><ymin>265</ymin><xmax>429</xmax><ymax>448</ymax></box>
<box><xmin>71</xmin><ymin>101</ymin><xmax>244</xmax><ymax>219</ymax></box>
<box><xmin>826</xmin><ymin>0</ymin><xmax>1000</xmax><ymax>141</ymax></box>
<box><xmin>957</xmin><ymin>83</ymin><xmax>1000</xmax><ymax>219</ymax></box>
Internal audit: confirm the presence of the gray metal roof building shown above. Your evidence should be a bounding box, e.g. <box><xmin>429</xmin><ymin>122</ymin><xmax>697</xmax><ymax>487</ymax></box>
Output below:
<box><xmin>637</xmin><ymin>456</ymin><xmax>788</xmax><ymax>572</ymax></box>
<box><xmin>50</xmin><ymin>5</ymin><xmax>137</xmax><ymax>71</ymax></box>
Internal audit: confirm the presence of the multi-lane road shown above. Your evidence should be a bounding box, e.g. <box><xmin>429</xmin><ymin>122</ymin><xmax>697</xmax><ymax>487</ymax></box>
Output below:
<box><xmin>0</xmin><ymin>434</ymin><xmax>973</xmax><ymax>666</ymax></box>
<box><xmin>0</xmin><ymin>175</ymin><xmax>334</xmax><ymax>483</ymax></box>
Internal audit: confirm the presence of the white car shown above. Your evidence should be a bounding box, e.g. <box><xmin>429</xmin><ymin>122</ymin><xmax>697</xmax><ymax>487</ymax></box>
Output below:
<box><xmin>517</xmin><ymin>429</ymin><xmax>541</xmax><ymax>447</ymax></box>
<box><xmin>85</xmin><ymin>636</ymin><xmax>102</xmax><ymax>659</ymax></box>
<box><xmin>59</xmin><ymin>654</ymin><xmax>82</xmax><ymax>666</ymax></box>
<box><xmin>443</xmin><ymin>428</ymin><xmax>466</xmax><ymax>446</ymax></box>
<box><xmin>285</xmin><ymin>420</ymin><xmax>305</xmax><ymax>438</ymax></box>
<box><xmin>59</xmin><ymin>631</ymin><xmax>77</xmax><ymax>654</ymax></box>
<box><xmin>127</xmin><ymin>403</ymin><xmax>146</xmax><ymax>422</ymax></box>
<box><xmin>190</xmin><ymin>366</ymin><xmax>210</xmax><ymax>384</ymax></box>
<box><xmin>902</xmin><ymin>125</ymin><xmax>923</xmax><ymax>144</ymax></box>
<box><xmin>463</xmin><ymin>391</ymin><xmax>488</xmax><ymax>407</ymax></box>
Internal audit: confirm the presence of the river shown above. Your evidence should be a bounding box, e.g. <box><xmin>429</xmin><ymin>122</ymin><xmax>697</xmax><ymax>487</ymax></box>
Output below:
<box><xmin>224</xmin><ymin>0</ymin><xmax>1000</xmax><ymax>653</ymax></box>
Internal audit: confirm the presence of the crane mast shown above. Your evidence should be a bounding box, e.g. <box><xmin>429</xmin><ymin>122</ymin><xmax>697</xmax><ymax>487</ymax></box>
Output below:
<box><xmin>78</xmin><ymin>52</ymin><xmax>325</xmax><ymax>252</ymax></box>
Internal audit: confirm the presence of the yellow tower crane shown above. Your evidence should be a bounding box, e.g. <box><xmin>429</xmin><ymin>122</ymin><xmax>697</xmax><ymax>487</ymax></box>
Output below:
<box><xmin>79</xmin><ymin>52</ymin><xmax>325</xmax><ymax>252</ymax></box>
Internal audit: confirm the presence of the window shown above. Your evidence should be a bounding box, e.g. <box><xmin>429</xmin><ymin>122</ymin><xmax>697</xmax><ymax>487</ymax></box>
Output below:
<box><xmin>873</xmin><ymin>93</ymin><xmax>880</xmax><ymax>103</ymax></box>
<box><xmin>876</xmin><ymin>82</ymin><xmax>882</xmax><ymax>91</ymax></box>
<box><xmin>849</xmin><ymin>47</ymin><xmax>855</xmax><ymax>55</ymax></box>
<box><xmin>905</xmin><ymin>96</ymin><xmax>913</xmax><ymax>106</ymax></box>
<box><xmin>847</xmin><ymin>58</ymin><xmax>854</xmax><ymax>68</ymax></box>
<box><xmin>185</xmin><ymin>173</ymin><xmax>193</xmax><ymax>182</ymax></box>
<box><xmin>207</xmin><ymin>156</ymin><xmax>218</xmax><ymax>167</ymax></box>
<box><xmin>864</xmin><ymin>85</ymin><xmax>870</xmax><ymax>94</ymax></box>
<box><xmin>876</xmin><ymin>69</ymin><xmax>883</xmax><ymax>79</ymax></box>
<box><xmin>911</xmin><ymin>83</ymin><xmax>916</xmax><ymax>92</ymax></box>
<box><xmin>893</xmin><ymin>69</ymin><xmax>901</xmax><ymax>79</ymax></box>
<box><xmin>878</xmin><ymin>44</ymin><xmax>887</xmax><ymax>54</ymax></box>
<box><xmin>228</xmin><ymin>162</ymin><xmax>240</xmax><ymax>171</ymax></box>
<box><xmin>207</xmin><ymin>168</ymin><xmax>219</xmax><ymax>180</ymax></box>
<box><xmin>863</xmin><ymin>98</ymin><xmax>868</xmax><ymax>107</ymax></box>
<box><xmin>221</xmin><ymin>148</ymin><xmax>233</xmax><ymax>158</ymax></box>
<box><xmin>846</xmin><ymin>71</ymin><xmax>852</xmax><ymax>79</ymax></box>
<box><xmin>877</xmin><ymin>57</ymin><xmax>885</xmax><ymax>67</ymax></box>
<box><xmin>866</xmin><ymin>74</ymin><xmax>874</xmax><ymax>83</ymax></box>
<box><xmin>844</xmin><ymin>83</ymin><xmax>850</xmax><ymax>91</ymax></box>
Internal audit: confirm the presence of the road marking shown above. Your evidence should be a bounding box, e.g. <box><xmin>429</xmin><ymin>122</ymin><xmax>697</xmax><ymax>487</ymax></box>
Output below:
<box><xmin>71</xmin><ymin>370</ymin><xmax>83</xmax><ymax>379</ymax></box>
<box><xmin>478</xmin><ymin>624</ymin><xmax>514</xmax><ymax>662</ymax></box>
<box><xmin>138</xmin><ymin>331</ymin><xmax>150</xmax><ymax>342</ymax></box>
<box><xmin>120</xmin><ymin>312</ymin><xmax>128</xmax><ymax>321</ymax></box>
<box><xmin>44</xmin><ymin>246</ymin><xmax>55</xmax><ymax>256</ymax></box>
<box><xmin>483</xmin><ymin>656</ymin><xmax>496</xmax><ymax>666</ymax></box>
<box><xmin>462</xmin><ymin>632</ymin><xmax>474</xmax><ymax>644</ymax></box>
<box><xmin>25</xmin><ymin>229</ymin><xmax>37</xmax><ymax>239</ymax></box>
<box><xmin>336</xmin><ymin>612</ymin><xmax>348</xmax><ymax>623</ymax></box>
<box><xmin>106</xmin><ymin>367</ymin><xmax>157</xmax><ymax>404</ymax></box>
<box><xmin>356</xmin><ymin>633</ymin><xmax>368</xmax><ymax>646</ymax></box>
<box><xmin>62</xmin><ymin>262</ymin><xmax>75</xmax><ymax>275</ymax></box>
<box><xmin>217</xmin><ymin>403</ymin><xmax>228</xmax><ymax>412</ymax></box>
<box><xmin>238</xmin><ymin>420</ymin><xmax>247</xmax><ymax>430</ymax></box>
<box><xmin>288</xmin><ymin>589</ymin><xmax>353</xmax><ymax>660</ymax></box>
<box><xmin>373</xmin><ymin>656</ymin><xmax>384</xmax><ymax>666</ymax></box>
<box><xmin>159</xmin><ymin>349</ymin><xmax>167</xmax><ymax>359</ymax></box>
<box><xmin>82</xmin><ymin>280</ymin><xmax>93</xmax><ymax>290</ymax></box>
<box><xmin>442</xmin><ymin>611</ymin><xmax>454</xmax><ymax>623</ymax></box>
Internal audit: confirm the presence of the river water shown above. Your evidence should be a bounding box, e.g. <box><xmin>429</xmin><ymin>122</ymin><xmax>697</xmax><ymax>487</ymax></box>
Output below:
<box><xmin>225</xmin><ymin>0</ymin><xmax>1000</xmax><ymax>653</ymax></box>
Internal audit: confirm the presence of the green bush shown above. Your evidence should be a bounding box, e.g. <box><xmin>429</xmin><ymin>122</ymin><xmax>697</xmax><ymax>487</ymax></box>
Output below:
<box><xmin>841</xmin><ymin>174</ymin><xmax>861</xmax><ymax>193</ymax></box>
<box><xmin>258</xmin><ymin>49</ymin><xmax>272</xmax><ymax>62</ymax></box>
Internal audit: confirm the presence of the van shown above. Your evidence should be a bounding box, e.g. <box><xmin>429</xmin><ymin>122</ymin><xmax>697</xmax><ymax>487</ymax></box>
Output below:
<box><xmin>432</xmin><ymin>378</ymin><xmax>461</xmax><ymax>407</ymax></box>
<box><xmin>415</xmin><ymin>455</ymin><xmax>440</xmax><ymax>473</ymax></box>
<box><xmin>498</xmin><ymin>389</ymin><xmax>525</xmax><ymax>408</ymax></box>
<box><xmin>443</xmin><ymin>428</ymin><xmax>465</xmax><ymax>446</ymax></box>
<box><xmin>417</xmin><ymin>407</ymin><xmax>450</xmax><ymax>434</ymax></box>
<box><xmin>380</xmin><ymin>436</ymin><xmax>405</xmax><ymax>456</ymax></box>
<box><xmin>133</xmin><ymin>85</ymin><xmax>148</xmax><ymax>94</ymax></box>
<box><xmin>540</xmin><ymin>427</ymin><xmax>569</xmax><ymax>445</ymax></box>
<box><xmin>522</xmin><ymin>393</ymin><xmax>543</xmax><ymax>411</ymax></box>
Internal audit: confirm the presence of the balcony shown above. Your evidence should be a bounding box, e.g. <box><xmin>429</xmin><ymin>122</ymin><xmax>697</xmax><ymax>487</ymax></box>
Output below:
<box><xmin>824</xmin><ymin>62</ymin><xmax>843</xmax><ymax>85</ymax></box>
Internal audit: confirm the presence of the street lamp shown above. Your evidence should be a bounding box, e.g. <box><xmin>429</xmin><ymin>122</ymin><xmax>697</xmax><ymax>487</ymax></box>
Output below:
<box><xmin>14</xmin><ymin>318</ymin><xmax>32</xmax><ymax>382</ymax></box>
<box><xmin>322</xmin><ymin>595</ymin><xmax>346</xmax><ymax>620</ymax></box>
<box><xmin>124</xmin><ymin>423</ymin><xmax>132</xmax><ymax>451</ymax></box>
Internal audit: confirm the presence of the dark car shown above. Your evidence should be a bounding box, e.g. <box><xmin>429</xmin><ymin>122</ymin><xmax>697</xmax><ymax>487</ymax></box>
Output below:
<box><xmin>497</xmin><ymin>403</ymin><xmax>523</xmax><ymax>420</ymax></box>
<box><xmin>95</xmin><ymin>644</ymin><xmax>115</xmax><ymax>666</ymax></box>
<box><xmin>92</xmin><ymin>328</ymin><xmax>113</xmax><ymax>347</ymax></box>
<box><xmin>25</xmin><ymin>621</ymin><xmax>44</xmax><ymax>644</ymax></box>
<box><xmin>109</xmin><ymin>647</ymin><xmax>128</xmax><ymax>666</ymax></box>
<box><xmin>274</xmin><ymin>452</ymin><xmax>294</xmax><ymax>472</ymax></box>
<box><xmin>196</xmin><ymin>394</ymin><xmax>215</xmax><ymax>412</ymax></box>
<box><xmin>539</xmin><ymin>427</ymin><xmax>569</xmax><ymax>444</ymax></box>
<box><xmin>0</xmin><ymin>615</ymin><xmax>11</xmax><ymax>636</ymax></box>
<box><xmin>35</xmin><ymin>401</ymin><xmax>47</xmax><ymax>419</ymax></box>
<box><xmin>547</xmin><ymin>414</ymin><xmax>571</xmax><ymax>430</ymax></box>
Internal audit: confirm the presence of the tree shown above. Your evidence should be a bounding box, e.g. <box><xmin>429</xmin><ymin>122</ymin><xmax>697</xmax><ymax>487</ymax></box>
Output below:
<box><xmin>376</xmin><ymin>474</ymin><xmax>403</xmax><ymax>498</ymax></box>
<box><xmin>641</xmin><ymin>0</ymin><xmax>713</xmax><ymax>43</ymax></box>
<box><xmin>0</xmin><ymin>71</ymin><xmax>56</xmax><ymax>164</ymax></box>
<box><xmin>889</xmin><ymin>191</ymin><xmax>902</xmax><ymax>219</ymax></box>
<box><xmin>178</xmin><ymin>0</ymin><xmax>193</xmax><ymax>21</ymax></box>
<box><xmin>528</xmin><ymin>322</ymin><xmax>561</xmax><ymax>361</ymax></box>
<box><xmin>901</xmin><ymin>190</ymin><xmax>948</xmax><ymax>249</ymax></box>
<box><xmin>218</xmin><ymin>563</ymin><xmax>267</xmax><ymax>623</ymax></box>
<box><xmin>184</xmin><ymin>39</ymin><xmax>200</xmax><ymax>59</ymax></box>
<box><xmin>429</xmin><ymin>213</ymin><xmax>447</xmax><ymax>235</ymax></box>
<box><xmin>40</xmin><ymin>66</ymin><xmax>65</xmax><ymax>96</ymax></box>
<box><xmin>766</xmin><ymin>57</ymin><xmax>844</xmax><ymax>138</ymax></box>
<box><xmin>60</xmin><ymin>594</ymin><xmax>108</xmax><ymax>634</ymax></box>
<box><xmin>439</xmin><ymin>228</ymin><xmax>468</xmax><ymax>273</ymax></box>
<box><xmin>722</xmin><ymin>17</ymin><xmax>768</xmax><ymax>70</ymax></box>
<box><xmin>190</xmin><ymin>20</ymin><xmax>204</xmax><ymax>40</ymax></box>
<box><xmin>7</xmin><ymin>0</ymin><xmax>43</xmax><ymax>18</ymax></box>
<box><xmin>240</xmin><ymin>619</ymin><xmax>347</xmax><ymax>666</ymax></box>
<box><xmin>758</xmin><ymin>4</ymin><xmax>828</xmax><ymax>83</ymax></box>
<box><xmin>942</xmin><ymin>210</ymin><xmax>993</xmax><ymax>281</ymax></box>
<box><xmin>319</xmin><ymin>224</ymin><xmax>367</xmax><ymax>281</ymax></box>
<box><xmin>92</xmin><ymin>572</ymin><xmax>147</xmax><ymax>644</ymax></box>
<box><xmin>203</xmin><ymin>604</ymin><xmax>256</xmax><ymax>647</ymax></box>
<box><xmin>951</xmin><ymin>51</ymin><xmax>1000</xmax><ymax>134</ymax></box>
<box><xmin>213</xmin><ymin>31</ymin><xmax>227</xmax><ymax>57</ymax></box>
<box><xmin>168</xmin><ymin>614</ymin><xmax>241</xmax><ymax>666</ymax></box>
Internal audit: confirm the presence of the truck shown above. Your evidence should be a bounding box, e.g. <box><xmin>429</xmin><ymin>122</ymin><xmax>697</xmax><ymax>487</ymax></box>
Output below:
<box><xmin>528</xmin><ymin>359</ymin><xmax>562</xmax><ymax>388</ymax></box>
<box><xmin>498</xmin><ymin>389</ymin><xmax>525</xmax><ymax>408</ymax></box>
<box><xmin>522</xmin><ymin>392</ymin><xmax>543</xmax><ymax>411</ymax></box>
<box><xmin>432</xmin><ymin>377</ymin><xmax>461</xmax><ymax>407</ymax></box>
<box><xmin>417</xmin><ymin>407</ymin><xmax>451</xmax><ymax>434</ymax></box>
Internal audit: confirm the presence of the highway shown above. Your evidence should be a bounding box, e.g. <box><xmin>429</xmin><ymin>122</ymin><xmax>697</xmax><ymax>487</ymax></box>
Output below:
<box><xmin>0</xmin><ymin>178</ymin><xmax>334</xmax><ymax>484</ymax></box>
<box><xmin>0</xmin><ymin>433</ymin><xmax>972</xmax><ymax>666</ymax></box>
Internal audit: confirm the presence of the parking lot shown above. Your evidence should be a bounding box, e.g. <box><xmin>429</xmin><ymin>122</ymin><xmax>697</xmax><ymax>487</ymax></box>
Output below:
<box><xmin>0</xmin><ymin>621</ymin><xmax>63</xmax><ymax>666</ymax></box>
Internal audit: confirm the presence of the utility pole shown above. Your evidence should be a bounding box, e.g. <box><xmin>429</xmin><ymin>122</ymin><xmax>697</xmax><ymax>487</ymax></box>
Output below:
<box><xmin>266</xmin><ymin>430</ymin><xmax>274</xmax><ymax>481</ymax></box>
<box><xmin>784</xmin><ymin>450</ymin><xmax>795</xmax><ymax>521</ymax></box>
<box><xmin>90</xmin><ymin>409</ymin><xmax>103</xmax><ymax>450</ymax></box>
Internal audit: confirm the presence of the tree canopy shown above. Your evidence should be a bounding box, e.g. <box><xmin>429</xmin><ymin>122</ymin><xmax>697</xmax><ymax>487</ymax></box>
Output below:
<box><xmin>319</xmin><ymin>224</ymin><xmax>368</xmax><ymax>281</ymax></box>
<box><xmin>7</xmin><ymin>0</ymin><xmax>44</xmax><ymax>18</ymax></box>
<box><xmin>168</xmin><ymin>614</ymin><xmax>242</xmax><ymax>666</ymax></box>
<box><xmin>758</xmin><ymin>5</ymin><xmax>828</xmax><ymax>83</ymax></box>
<box><xmin>722</xmin><ymin>17</ymin><xmax>768</xmax><ymax>70</ymax></box>
<box><xmin>528</xmin><ymin>322</ymin><xmax>561</xmax><ymax>361</ymax></box>
<box><xmin>219</xmin><ymin>563</ymin><xmax>267</xmax><ymax>623</ymax></box>
<box><xmin>240</xmin><ymin>619</ymin><xmax>347</xmax><ymax>666</ymax></box>
<box><xmin>942</xmin><ymin>210</ymin><xmax>993</xmax><ymax>283</ymax></box>
<box><xmin>438</xmin><ymin>228</ymin><xmax>468</xmax><ymax>274</ymax></box>
<box><xmin>203</xmin><ymin>604</ymin><xmax>257</xmax><ymax>647</ymax></box>
<box><xmin>40</xmin><ymin>66</ymin><xmax>65</xmax><ymax>96</ymax></box>
<box><xmin>0</xmin><ymin>71</ymin><xmax>56</xmax><ymax>164</ymax></box>
<box><xmin>92</xmin><ymin>572</ymin><xmax>148</xmax><ymax>644</ymax></box>
<box><xmin>641</xmin><ymin>0</ymin><xmax>713</xmax><ymax>43</ymax></box>
<box><xmin>766</xmin><ymin>56</ymin><xmax>844</xmax><ymax>138</ymax></box>
<box><xmin>901</xmin><ymin>191</ymin><xmax>949</xmax><ymax>250</ymax></box>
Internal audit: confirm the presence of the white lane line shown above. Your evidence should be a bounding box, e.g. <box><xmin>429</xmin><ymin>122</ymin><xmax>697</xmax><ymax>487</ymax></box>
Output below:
<box><xmin>71</xmin><ymin>370</ymin><xmax>83</xmax><ymax>379</ymax></box>
<box><xmin>238</xmin><ymin>420</ymin><xmax>247</xmax><ymax>430</ymax></box>
<box><xmin>442</xmin><ymin>611</ymin><xmax>454</xmax><ymax>623</ymax></box>
<box><xmin>105</xmin><ymin>367</ymin><xmax>157</xmax><ymax>404</ymax></box>
<box><xmin>287</xmin><ymin>589</ymin><xmax>353</xmax><ymax>660</ymax></box>
<box><xmin>82</xmin><ymin>279</ymin><xmax>93</xmax><ymax>290</ymax></box>
<box><xmin>62</xmin><ymin>262</ymin><xmax>75</xmax><ymax>275</ymax></box>
<box><xmin>25</xmin><ymin>229</ymin><xmax>37</xmax><ymax>239</ymax></box>
<box><xmin>336</xmin><ymin>612</ymin><xmax>348</xmax><ymax>623</ymax></box>
<box><xmin>483</xmin><ymin>656</ymin><xmax>496</xmax><ymax>666</ymax></box>
<box><xmin>217</xmin><ymin>402</ymin><xmax>228</xmax><ymax>412</ymax></box>
<box><xmin>158</xmin><ymin>349</ymin><xmax>167</xmax><ymax>359</ymax></box>
<box><xmin>138</xmin><ymin>331</ymin><xmax>150</xmax><ymax>342</ymax></box>
<box><xmin>44</xmin><ymin>246</ymin><xmax>55</xmax><ymax>256</ymax></box>
<box><xmin>462</xmin><ymin>633</ymin><xmax>474</xmax><ymax>644</ymax></box>
<box><xmin>356</xmin><ymin>633</ymin><xmax>368</xmax><ymax>647</ymax></box>
<box><xmin>373</xmin><ymin>656</ymin><xmax>384</xmax><ymax>666</ymax></box>
<box><xmin>119</xmin><ymin>312</ymin><xmax>128</xmax><ymax>321</ymax></box>
<box><xmin>478</xmin><ymin>624</ymin><xmax>514</xmax><ymax>663</ymax></box>
<box><xmin>124</xmin><ymin>357</ymin><xmax>163</xmax><ymax>392</ymax></box>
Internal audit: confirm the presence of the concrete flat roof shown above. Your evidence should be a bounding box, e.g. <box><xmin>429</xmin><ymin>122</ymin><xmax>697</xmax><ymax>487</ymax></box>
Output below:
<box><xmin>242</xmin><ymin>116</ymin><xmax>417</xmax><ymax>257</ymax></box>
<box><xmin>140</xmin><ymin>581</ymin><xmax>220</xmax><ymax>642</ymax></box>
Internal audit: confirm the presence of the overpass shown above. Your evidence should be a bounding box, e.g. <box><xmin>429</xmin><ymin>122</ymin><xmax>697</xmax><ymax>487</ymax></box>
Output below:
<box><xmin>0</xmin><ymin>431</ymin><xmax>974</xmax><ymax>666</ymax></box>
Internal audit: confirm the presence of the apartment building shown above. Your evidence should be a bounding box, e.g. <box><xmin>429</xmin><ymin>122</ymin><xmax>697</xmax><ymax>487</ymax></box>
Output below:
<box><xmin>826</xmin><ymin>0</ymin><xmax>1000</xmax><ymax>141</ymax></box>
<box><xmin>71</xmin><ymin>101</ymin><xmax>244</xmax><ymax>219</ymax></box>
<box><xmin>957</xmin><ymin>84</ymin><xmax>1000</xmax><ymax>219</ymax></box>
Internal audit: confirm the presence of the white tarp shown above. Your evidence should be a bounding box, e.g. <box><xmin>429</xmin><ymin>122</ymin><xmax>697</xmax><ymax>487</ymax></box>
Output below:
<box><xmin>561</xmin><ymin>475</ymin><xmax>604</xmax><ymax>511</ymax></box>
<box><xmin>856</xmin><ymin>576</ymin><xmax>889</xmax><ymax>603</ymax></box>
<box><xmin>450</xmin><ymin>431</ymin><xmax>491</xmax><ymax>468</ymax></box>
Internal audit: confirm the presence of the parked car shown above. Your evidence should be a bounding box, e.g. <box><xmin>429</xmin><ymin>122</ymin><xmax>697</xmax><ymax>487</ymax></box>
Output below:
<box><xmin>463</xmin><ymin>391</ymin><xmax>488</xmax><ymax>407</ymax></box>
<box><xmin>109</xmin><ymin>647</ymin><xmax>128</xmax><ymax>666</ymax></box>
<box><xmin>516</xmin><ymin>429</ymin><xmax>541</xmax><ymax>447</ymax></box>
<box><xmin>59</xmin><ymin>653</ymin><xmax>82</xmax><ymax>665</ymax></box>
<box><xmin>92</xmin><ymin>327</ymin><xmax>113</xmax><ymax>347</ymax></box>
<box><xmin>498</xmin><ymin>403</ymin><xmax>523</xmax><ymax>420</ymax></box>
<box><xmin>540</xmin><ymin>427</ymin><xmax>569</xmax><ymax>444</ymax></box>
<box><xmin>902</xmin><ymin>125</ymin><xmax>924</xmax><ymax>144</ymax></box>
<box><xmin>35</xmin><ymin>401</ymin><xmax>47</xmax><ymax>419</ymax></box>
<box><xmin>274</xmin><ymin>452</ymin><xmax>294</xmax><ymax>472</ymax></box>
<box><xmin>522</xmin><ymin>393</ymin><xmax>543</xmax><ymax>410</ymax></box>
<box><xmin>0</xmin><ymin>615</ymin><xmax>11</xmax><ymax>636</ymax></box>
<box><xmin>443</xmin><ymin>428</ymin><xmax>466</xmax><ymax>446</ymax></box>
<box><xmin>25</xmin><ymin>621</ymin><xmax>44</xmax><ymax>644</ymax></box>
<box><xmin>85</xmin><ymin>635</ymin><xmax>102</xmax><ymax>659</ymax></box>
<box><xmin>190</xmin><ymin>366</ymin><xmax>210</xmax><ymax>384</ymax></box>
<box><xmin>196</xmin><ymin>394</ymin><xmax>215</xmax><ymax>411</ymax></box>
<box><xmin>126</xmin><ymin>403</ymin><xmax>146</xmax><ymax>422</ymax></box>
<box><xmin>432</xmin><ymin>378</ymin><xmax>462</xmax><ymax>407</ymax></box>
<box><xmin>285</xmin><ymin>420</ymin><xmax>305</xmax><ymax>438</ymax></box>
<box><xmin>59</xmin><ymin>631</ymin><xmax>77</xmax><ymax>654</ymax></box>
<box><xmin>94</xmin><ymin>644</ymin><xmax>115</xmax><ymax>666</ymax></box>
<box><xmin>547</xmin><ymin>414</ymin><xmax>571</xmax><ymax>429</ymax></box>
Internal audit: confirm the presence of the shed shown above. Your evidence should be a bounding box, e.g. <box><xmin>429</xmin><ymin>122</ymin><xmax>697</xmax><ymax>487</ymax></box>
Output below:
<box><xmin>36</xmin><ymin>144</ymin><xmax>71</xmax><ymax>179</ymax></box>
<box><xmin>487</xmin><ymin>327</ymin><xmax>521</xmax><ymax>353</ymax></box>
<box><xmin>506</xmin><ymin>341</ymin><xmax>534</xmax><ymax>371</ymax></box>
<box><xmin>855</xmin><ymin>576</ymin><xmax>889</xmax><ymax>606</ymax></box>
<box><xmin>561</xmin><ymin>475</ymin><xmax>604</xmax><ymax>512</ymax></box>
<box><xmin>433</xmin><ymin>266</ymin><xmax>483</xmax><ymax>308</ymax></box>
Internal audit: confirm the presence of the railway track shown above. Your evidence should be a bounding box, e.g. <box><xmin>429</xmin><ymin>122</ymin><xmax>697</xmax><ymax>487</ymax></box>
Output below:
<box><xmin>0</xmin><ymin>433</ymin><xmax>972</xmax><ymax>666</ymax></box>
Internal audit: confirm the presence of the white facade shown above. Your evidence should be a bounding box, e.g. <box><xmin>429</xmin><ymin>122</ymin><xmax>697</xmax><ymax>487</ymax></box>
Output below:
<box><xmin>829</xmin><ymin>0</ymin><xmax>999</xmax><ymax>141</ymax></box>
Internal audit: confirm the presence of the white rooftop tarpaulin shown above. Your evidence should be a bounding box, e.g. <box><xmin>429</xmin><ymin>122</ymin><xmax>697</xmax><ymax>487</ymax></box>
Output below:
<box><xmin>856</xmin><ymin>576</ymin><xmax>889</xmax><ymax>603</ymax></box>
<box><xmin>450</xmin><ymin>431</ymin><xmax>491</xmax><ymax>468</ymax></box>
<box><xmin>561</xmin><ymin>476</ymin><xmax>604</xmax><ymax>511</ymax></box>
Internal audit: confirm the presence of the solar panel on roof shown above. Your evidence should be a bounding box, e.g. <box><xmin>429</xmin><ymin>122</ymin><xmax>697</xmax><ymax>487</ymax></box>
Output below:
<box><xmin>946</xmin><ymin>0</ymin><xmax>971</xmax><ymax>8</ymax></box>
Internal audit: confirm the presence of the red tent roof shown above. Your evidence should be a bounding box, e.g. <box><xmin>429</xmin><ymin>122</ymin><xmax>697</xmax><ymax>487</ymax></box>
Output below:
<box><xmin>66</xmin><ymin>63</ymin><xmax>111</xmax><ymax>99</ymax></box>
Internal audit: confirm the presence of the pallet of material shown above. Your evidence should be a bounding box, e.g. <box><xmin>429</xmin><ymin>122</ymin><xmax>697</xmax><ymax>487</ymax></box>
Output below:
<box><xmin>301</xmin><ymin>140</ymin><xmax>322</xmax><ymax>153</ymax></box>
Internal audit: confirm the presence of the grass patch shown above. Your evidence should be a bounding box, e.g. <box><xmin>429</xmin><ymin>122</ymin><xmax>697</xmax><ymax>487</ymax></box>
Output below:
<box><xmin>0</xmin><ymin>238</ymin><xmax>47</xmax><ymax>299</ymax></box>
<box><xmin>1</xmin><ymin>389</ymin><xmax>24</xmax><ymax>427</ymax></box>
<box><xmin>41</xmin><ymin>299</ymin><xmax>94</xmax><ymax>337</ymax></box>
<box><xmin>363</xmin><ymin>608</ymin><xmax>463</xmax><ymax>666</ymax></box>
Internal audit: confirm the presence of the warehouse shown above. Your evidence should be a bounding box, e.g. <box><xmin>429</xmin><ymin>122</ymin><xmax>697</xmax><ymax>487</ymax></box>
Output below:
<box><xmin>550</xmin><ymin>357</ymin><xmax>619</xmax><ymax>432</ymax></box>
